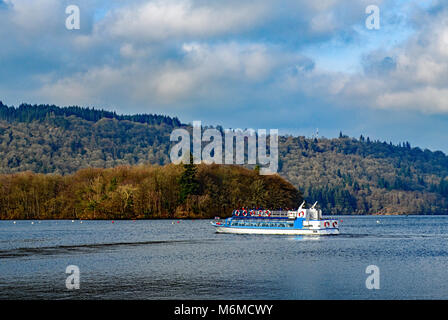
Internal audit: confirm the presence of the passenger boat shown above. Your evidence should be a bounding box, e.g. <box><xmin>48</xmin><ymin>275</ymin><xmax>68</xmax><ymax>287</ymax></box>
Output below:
<box><xmin>211</xmin><ymin>202</ymin><xmax>339</xmax><ymax>235</ymax></box>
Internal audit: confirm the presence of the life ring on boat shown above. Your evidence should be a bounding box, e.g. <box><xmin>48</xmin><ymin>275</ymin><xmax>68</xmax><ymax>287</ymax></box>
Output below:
<box><xmin>242</xmin><ymin>209</ymin><xmax>248</xmax><ymax>216</ymax></box>
<box><xmin>324</xmin><ymin>221</ymin><xmax>330</xmax><ymax>228</ymax></box>
<box><xmin>298</xmin><ymin>211</ymin><xmax>305</xmax><ymax>218</ymax></box>
<box><xmin>249</xmin><ymin>210</ymin><xmax>255</xmax><ymax>216</ymax></box>
<box><xmin>332</xmin><ymin>221</ymin><xmax>338</xmax><ymax>228</ymax></box>
<box><xmin>265</xmin><ymin>210</ymin><xmax>271</xmax><ymax>217</ymax></box>
<box><xmin>235</xmin><ymin>210</ymin><xmax>240</xmax><ymax>216</ymax></box>
<box><xmin>258</xmin><ymin>210</ymin><xmax>263</xmax><ymax>216</ymax></box>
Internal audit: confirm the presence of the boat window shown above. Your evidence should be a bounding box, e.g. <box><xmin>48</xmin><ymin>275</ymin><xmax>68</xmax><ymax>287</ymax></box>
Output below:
<box><xmin>229</xmin><ymin>218</ymin><xmax>298</xmax><ymax>228</ymax></box>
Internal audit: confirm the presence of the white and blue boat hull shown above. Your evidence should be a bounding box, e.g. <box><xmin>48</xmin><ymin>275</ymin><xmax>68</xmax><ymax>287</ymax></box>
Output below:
<box><xmin>211</xmin><ymin>217</ymin><xmax>340</xmax><ymax>235</ymax></box>
<box><xmin>212</xmin><ymin>224</ymin><xmax>339</xmax><ymax>235</ymax></box>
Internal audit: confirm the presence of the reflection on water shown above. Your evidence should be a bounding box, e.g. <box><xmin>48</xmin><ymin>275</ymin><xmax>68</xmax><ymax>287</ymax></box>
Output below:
<box><xmin>1</xmin><ymin>216</ymin><xmax>448</xmax><ymax>299</ymax></box>
<box><xmin>288</xmin><ymin>235</ymin><xmax>322</xmax><ymax>241</ymax></box>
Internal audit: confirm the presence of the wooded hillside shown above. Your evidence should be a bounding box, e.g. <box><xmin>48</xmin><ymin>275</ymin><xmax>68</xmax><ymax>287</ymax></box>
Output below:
<box><xmin>0</xmin><ymin>102</ymin><xmax>447</xmax><ymax>215</ymax></box>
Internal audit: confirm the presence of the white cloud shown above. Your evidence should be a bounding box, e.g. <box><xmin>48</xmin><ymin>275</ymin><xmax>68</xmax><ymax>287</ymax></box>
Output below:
<box><xmin>310</xmin><ymin>12</ymin><xmax>337</xmax><ymax>34</ymax></box>
<box><xmin>0</xmin><ymin>0</ymin><xmax>65</xmax><ymax>39</ymax></box>
<box><xmin>99</xmin><ymin>0</ymin><xmax>268</xmax><ymax>42</ymax></box>
<box><xmin>119</xmin><ymin>43</ymin><xmax>150</xmax><ymax>59</ymax></box>
<box><xmin>306</xmin><ymin>4</ymin><xmax>448</xmax><ymax>114</ymax></box>
<box><xmin>377</xmin><ymin>87</ymin><xmax>448</xmax><ymax>113</ymax></box>
<box><xmin>35</xmin><ymin>40</ymin><xmax>312</xmax><ymax>108</ymax></box>
<box><xmin>38</xmin><ymin>66</ymin><xmax>132</xmax><ymax>106</ymax></box>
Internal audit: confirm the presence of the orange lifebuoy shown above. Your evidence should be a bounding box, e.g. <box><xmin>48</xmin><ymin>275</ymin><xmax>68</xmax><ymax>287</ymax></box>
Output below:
<box><xmin>242</xmin><ymin>210</ymin><xmax>247</xmax><ymax>216</ymax></box>
<box><xmin>332</xmin><ymin>221</ymin><xmax>338</xmax><ymax>228</ymax></box>
<box><xmin>235</xmin><ymin>210</ymin><xmax>240</xmax><ymax>216</ymax></box>
<box><xmin>258</xmin><ymin>210</ymin><xmax>263</xmax><ymax>216</ymax></box>
<box><xmin>265</xmin><ymin>210</ymin><xmax>271</xmax><ymax>217</ymax></box>
<box><xmin>324</xmin><ymin>221</ymin><xmax>330</xmax><ymax>228</ymax></box>
<box><xmin>299</xmin><ymin>211</ymin><xmax>305</xmax><ymax>218</ymax></box>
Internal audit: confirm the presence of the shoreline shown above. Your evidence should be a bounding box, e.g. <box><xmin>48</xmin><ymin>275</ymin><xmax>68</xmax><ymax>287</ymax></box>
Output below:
<box><xmin>2</xmin><ymin>213</ymin><xmax>448</xmax><ymax>221</ymax></box>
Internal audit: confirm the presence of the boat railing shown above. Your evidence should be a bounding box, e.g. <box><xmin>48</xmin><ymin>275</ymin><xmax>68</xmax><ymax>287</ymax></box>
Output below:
<box><xmin>269</xmin><ymin>210</ymin><xmax>290</xmax><ymax>217</ymax></box>
<box><xmin>232</xmin><ymin>210</ymin><xmax>295</xmax><ymax>218</ymax></box>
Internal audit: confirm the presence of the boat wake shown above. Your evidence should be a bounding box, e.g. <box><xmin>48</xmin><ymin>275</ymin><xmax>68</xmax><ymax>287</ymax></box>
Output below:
<box><xmin>0</xmin><ymin>239</ymin><xmax>217</xmax><ymax>259</ymax></box>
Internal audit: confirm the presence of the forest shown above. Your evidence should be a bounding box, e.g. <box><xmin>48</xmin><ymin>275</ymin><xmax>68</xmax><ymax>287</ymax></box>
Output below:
<box><xmin>278</xmin><ymin>135</ymin><xmax>448</xmax><ymax>214</ymax></box>
<box><xmin>0</xmin><ymin>163</ymin><xmax>302</xmax><ymax>220</ymax></box>
<box><xmin>0</xmin><ymin>102</ymin><xmax>447</xmax><ymax>215</ymax></box>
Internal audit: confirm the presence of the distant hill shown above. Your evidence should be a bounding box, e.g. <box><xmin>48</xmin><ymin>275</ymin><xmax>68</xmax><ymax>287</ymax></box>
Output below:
<box><xmin>0</xmin><ymin>101</ymin><xmax>447</xmax><ymax>215</ymax></box>
<box><xmin>278</xmin><ymin>135</ymin><xmax>448</xmax><ymax>215</ymax></box>
<box><xmin>0</xmin><ymin>102</ymin><xmax>182</xmax><ymax>174</ymax></box>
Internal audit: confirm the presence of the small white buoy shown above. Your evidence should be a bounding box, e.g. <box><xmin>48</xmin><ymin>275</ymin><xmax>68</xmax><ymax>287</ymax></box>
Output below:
<box><xmin>71</xmin><ymin>220</ymin><xmax>75</xmax><ymax>223</ymax></box>
<box><xmin>376</xmin><ymin>220</ymin><xmax>380</xmax><ymax>224</ymax></box>
<box><xmin>13</xmin><ymin>221</ymin><xmax>16</xmax><ymax>224</ymax></box>
<box><xmin>31</xmin><ymin>221</ymin><xmax>34</xmax><ymax>225</ymax></box>
<box><xmin>80</xmin><ymin>221</ymin><xmax>83</xmax><ymax>224</ymax></box>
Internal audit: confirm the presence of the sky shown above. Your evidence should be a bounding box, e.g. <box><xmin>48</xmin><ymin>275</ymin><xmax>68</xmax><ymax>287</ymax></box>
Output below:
<box><xmin>1</xmin><ymin>0</ymin><xmax>448</xmax><ymax>152</ymax></box>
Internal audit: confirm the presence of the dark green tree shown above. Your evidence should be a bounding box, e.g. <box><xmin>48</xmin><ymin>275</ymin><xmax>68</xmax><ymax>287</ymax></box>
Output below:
<box><xmin>178</xmin><ymin>153</ymin><xmax>199</xmax><ymax>203</ymax></box>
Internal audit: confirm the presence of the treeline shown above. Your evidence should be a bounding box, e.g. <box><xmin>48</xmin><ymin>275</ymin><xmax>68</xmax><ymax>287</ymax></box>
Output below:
<box><xmin>0</xmin><ymin>163</ymin><xmax>302</xmax><ymax>220</ymax></box>
<box><xmin>0</xmin><ymin>102</ymin><xmax>182</xmax><ymax>127</ymax></box>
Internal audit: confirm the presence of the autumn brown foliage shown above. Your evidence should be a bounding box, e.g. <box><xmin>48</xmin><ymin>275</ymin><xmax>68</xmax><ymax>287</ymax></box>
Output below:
<box><xmin>0</xmin><ymin>164</ymin><xmax>303</xmax><ymax>220</ymax></box>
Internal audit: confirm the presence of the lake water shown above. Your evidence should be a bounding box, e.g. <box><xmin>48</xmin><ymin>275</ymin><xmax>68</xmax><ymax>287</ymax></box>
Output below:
<box><xmin>0</xmin><ymin>215</ymin><xmax>448</xmax><ymax>300</ymax></box>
